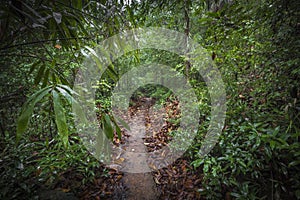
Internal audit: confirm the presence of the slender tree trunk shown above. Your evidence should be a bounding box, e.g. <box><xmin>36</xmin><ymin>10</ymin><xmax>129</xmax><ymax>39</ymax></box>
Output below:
<box><xmin>184</xmin><ymin>0</ymin><xmax>191</xmax><ymax>79</ymax></box>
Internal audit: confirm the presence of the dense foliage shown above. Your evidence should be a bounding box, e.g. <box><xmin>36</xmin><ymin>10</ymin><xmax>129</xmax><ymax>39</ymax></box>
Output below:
<box><xmin>0</xmin><ymin>0</ymin><xmax>299</xmax><ymax>199</ymax></box>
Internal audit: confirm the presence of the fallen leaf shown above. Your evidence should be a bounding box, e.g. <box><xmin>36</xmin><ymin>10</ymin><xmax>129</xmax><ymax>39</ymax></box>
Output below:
<box><xmin>154</xmin><ymin>177</ymin><xmax>160</xmax><ymax>184</ymax></box>
<box><xmin>114</xmin><ymin>157</ymin><xmax>125</xmax><ymax>164</ymax></box>
<box><xmin>184</xmin><ymin>180</ymin><xmax>194</xmax><ymax>189</ymax></box>
<box><xmin>148</xmin><ymin>163</ymin><xmax>157</xmax><ymax>170</ymax></box>
<box><xmin>61</xmin><ymin>188</ymin><xmax>70</xmax><ymax>192</ymax></box>
<box><xmin>55</xmin><ymin>44</ymin><xmax>62</xmax><ymax>49</ymax></box>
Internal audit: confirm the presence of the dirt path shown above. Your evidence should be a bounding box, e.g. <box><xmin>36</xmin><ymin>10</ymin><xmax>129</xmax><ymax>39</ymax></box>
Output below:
<box><xmin>113</xmin><ymin>102</ymin><xmax>160</xmax><ymax>199</ymax></box>
<box><xmin>44</xmin><ymin>97</ymin><xmax>203</xmax><ymax>199</ymax></box>
<box><xmin>122</xmin><ymin>111</ymin><xmax>158</xmax><ymax>199</ymax></box>
<box><xmin>122</xmin><ymin>172</ymin><xmax>158</xmax><ymax>200</ymax></box>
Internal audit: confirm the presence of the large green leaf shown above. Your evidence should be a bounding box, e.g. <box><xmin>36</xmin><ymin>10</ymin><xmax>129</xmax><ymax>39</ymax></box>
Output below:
<box><xmin>29</xmin><ymin>60</ymin><xmax>41</xmax><ymax>74</ymax></box>
<box><xmin>16</xmin><ymin>86</ymin><xmax>52</xmax><ymax>142</ymax></box>
<box><xmin>52</xmin><ymin>68</ymin><xmax>70</xmax><ymax>85</ymax></box>
<box><xmin>115</xmin><ymin>124</ymin><xmax>122</xmax><ymax>140</ymax></box>
<box><xmin>84</xmin><ymin>46</ymin><xmax>119</xmax><ymax>81</ymax></box>
<box><xmin>85</xmin><ymin>46</ymin><xmax>103</xmax><ymax>70</ymax></box>
<box><xmin>52</xmin><ymin>89</ymin><xmax>69</xmax><ymax>148</ymax></box>
<box><xmin>103</xmin><ymin>114</ymin><xmax>114</xmax><ymax>140</ymax></box>
<box><xmin>114</xmin><ymin>115</ymin><xmax>130</xmax><ymax>131</ymax></box>
<box><xmin>56</xmin><ymin>85</ymin><xmax>87</xmax><ymax>124</ymax></box>
<box><xmin>111</xmin><ymin>115</ymin><xmax>130</xmax><ymax>140</ymax></box>
<box><xmin>57</xmin><ymin>84</ymin><xmax>78</xmax><ymax>95</ymax></box>
<box><xmin>55</xmin><ymin>86</ymin><xmax>74</xmax><ymax>104</ymax></box>
<box><xmin>42</xmin><ymin>68</ymin><xmax>50</xmax><ymax>88</ymax></box>
<box><xmin>34</xmin><ymin>64</ymin><xmax>46</xmax><ymax>85</ymax></box>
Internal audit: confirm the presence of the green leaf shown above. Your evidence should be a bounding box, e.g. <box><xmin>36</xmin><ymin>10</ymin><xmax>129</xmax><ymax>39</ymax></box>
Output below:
<box><xmin>52</xmin><ymin>90</ymin><xmax>69</xmax><ymax>148</ymax></box>
<box><xmin>75</xmin><ymin>0</ymin><xmax>83</xmax><ymax>9</ymax></box>
<box><xmin>97</xmin><ymin>45</ymin><xmax>118</xmax><ymax>81</ymax></box>
<box><xmin>16</xmin><ymin>86</ymin><xmax>52</xmax><ymax>143</ymax></box>
<box><xmin>85</xmin><ymin>46</ymin><xmax>103</xmax><ymax>71</ymax></box>
<box><xmin>29</xmin><ymin>60</ymin><xmax>41</xmax><ymax>74</ymax></box>
<box><xmin>56</xmin><ymin>85</ymin><xmax>87</xmax><ymax>123</ymax></box>
<box><xmin>103</xmin><ymin>114</ymin><xmax>114</xmax><ymax>140</ymax></box>
<box><xmin>57</xmin><ymin>84</ymin><xmax>78</xmax><ymax>95</ymax></box>
<box><xmin>53</xmin><ymin>68</ymin><xmax>69</xmax><ymax>85</ymax></box>
<box><xmin>85</xmin><ymin>45</ymin><xmax>118</xmax><ymax>81</ymax></box>
<box><xmin>106</xmin><ymin>65</ymin><xmax>119</xmax><ymax>81</ymax></box>
<box><xmin>51</xmin><ymin>72</ymin><xmax>57</xmax><ymax>83</ymax></box>
<box><xmin>73</xmin><ymin>18</ymin><xmax>89</xmax><ymax>36</ymax></box>
<box><xmin>116</xmin><ymin>125</ymin><xmax>122</xmax><ymax>140</ymax></box>
<box><xmin>114</xmin><ymin>115</ymin><xmax>130</xmax><ymax>131</ymax></box>
<box><xmin>289</xmin><ymin>160</ymin><xmax>300</xmax><ymax>167</ymax></box>
<box><xmin>191</xmin><ymin>159</ymin><xmax>203</xmax><ymax>168</ymax></box>
<box><xmin>42</xmin><ymin>68</ymin><xmax>50</xmax><ymax>88</ymax></box>
<box><xmin>55</xmin><ymin>86</ymin><xmax>74</xmax><ymax>104</ymax></box>
<box><xmin>34</xmin><ymin>64</ymin><xmax>46</xmax><ymax>85</ymax></box>
<box><xmin>61</xmin><ymin>22</ymin><xmax>71</xmax><ymax>39</ymax></box>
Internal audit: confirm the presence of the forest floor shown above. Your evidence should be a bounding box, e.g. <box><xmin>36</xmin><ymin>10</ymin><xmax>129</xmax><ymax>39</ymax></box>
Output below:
<box><xmin>111</xmin><ymin>97</ymin><xmax>204</xmax><ymax>200</ymax></box>
<box><xmin>47</xmin><ymin>97</ymin><xmax>204</xmax><ymax>200</ymax></box>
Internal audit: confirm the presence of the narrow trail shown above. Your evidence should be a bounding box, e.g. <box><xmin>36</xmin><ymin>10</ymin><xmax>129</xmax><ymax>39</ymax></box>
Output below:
<box><xmin>109</xmin><ymin>97</ymin><xmax>203</xmax><ymax>199</ymax></box>
<box><xmin>121</xmin><ymin>111</ymin><xmax>159</xmax><ymax>200</ymax></box>
<box><xmin>112</xmin><ymin>99</ymin><xmax>161</xmax><ymax>200</ymax></box>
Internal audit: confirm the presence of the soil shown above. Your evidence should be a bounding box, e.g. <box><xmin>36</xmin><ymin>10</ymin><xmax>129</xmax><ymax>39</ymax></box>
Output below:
<box><xmin>113</xmin><ymin>100</ymin><xmax>160</xmax><ymax>199</ymax></box>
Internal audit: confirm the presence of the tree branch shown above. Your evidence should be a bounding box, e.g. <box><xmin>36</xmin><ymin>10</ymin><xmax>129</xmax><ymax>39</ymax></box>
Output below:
<box><xmin>0</xmin><ymin>36</ymin><xmax>91</xmax><ymax>51</ymax></box>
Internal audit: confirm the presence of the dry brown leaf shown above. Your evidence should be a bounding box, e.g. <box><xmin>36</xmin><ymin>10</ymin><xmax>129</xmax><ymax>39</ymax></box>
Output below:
<box><xmin>154</xmin><ymin>177</ymin><xmax>161</xmax><ymax>184</ymax></box>
<box><xmin>114</xmin><ymin>157</ymin><xmax>125</xmax><ymax>164</ymax></box>
<box><xmin>61</xmin><ymin>188</ymin><xmax>70</xmax><ymax>192</ymax></box>
<box><xmin>54</xmin><ymin>44</ymin><xmax>62</xmax><ymax>49</ymax></box>
<box><xmin>148</xmin><ymin>163</ymin><xmax>157</xmax><ymax>170</ymax></box>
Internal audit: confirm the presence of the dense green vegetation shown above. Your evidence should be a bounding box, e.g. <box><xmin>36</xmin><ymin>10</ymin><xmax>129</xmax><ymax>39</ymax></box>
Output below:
<box><xmin>0</xmin><ymin>0</ymin><xmax>299</xmax><ymax>199</ymax></box>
